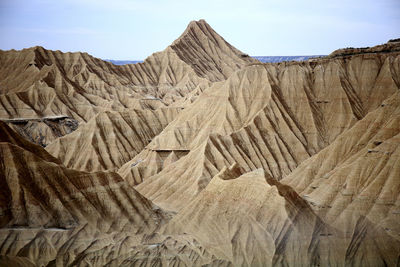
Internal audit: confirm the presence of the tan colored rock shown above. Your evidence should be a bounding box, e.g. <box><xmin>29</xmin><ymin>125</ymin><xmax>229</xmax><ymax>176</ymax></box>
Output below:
<box><xmin>282</xmin><ymin>91</ymin><xmax>400</xmax><ymax>242</ymax></box>
<box><xmin>149</xmin><ymin>51</ymin><xmax>400</xmax><ymax>152</ymax></box>
<box><xmin>46</xmin><ymin>107</ymin><xmax>180</xmax><ymax>172</ymax></box>
<box><xmin>165</xmin><ymin>167</ymin><xmax>400</xmax><ymax>266</ymax></box>
<box><xmin>133</xmin><ymin>51</ymin><xmax>400</xmax><ymax>212</ymax></box>
<box><xmin>0</xmin><ymin>141</ymin><xmax>162</xmax><ymax>230</ymax></box>
<box><xmin>0</xmin><ymin>126</ymin><xmax>176</xmax><ymax>266</ymax></box>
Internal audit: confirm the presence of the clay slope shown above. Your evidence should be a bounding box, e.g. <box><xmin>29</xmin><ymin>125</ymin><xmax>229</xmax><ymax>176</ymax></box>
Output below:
<box><xmin>0</xmin><ymin>126</ymin><xmax>179</xmax><ymax>266</ymax></box>
<box><xmin>1</xmin><ymin>20</ymin><xmax>400</xmax><ymax>266</ymax></box>
<box><xmin>0</xmin><ymin>143</ymin><xmax>161</xmax><ymax>231</ymax></box>
<box><xmin>46</xmin><ymin>107</ymin><xmax>180</xmax><ymax>172</ymax></box>
<box><xmin>171</xmin><ymin>19</ymin><xmax>256</xmax><ymax>82</ymax></box>
<box><xmin>129</xmin><ymin>48</ymin><xmax>400</xmax><ymax>211</ymax></box>
<box><xmin>165</xmin><ymin>167</ymin><xmax>400</xmax><ymax>266</ymax></box>
<box><xmin>282</xmin><ymin>91</ymin><xmax>400</xmax><ymax>242</ymax></box>
<box><xmin>0</xmin><ymin>226</ymin><xmax>226</xmax><ymax>267</ymax></box>
<box><xmin>0</xmin><ymin>20</ymin><xmax>254</xmax><ymax>148</ymax></box>
<box><xmin>0</xmin><ymin>130</ymin><xmax>232</xmax><ymax>266</ymax></box>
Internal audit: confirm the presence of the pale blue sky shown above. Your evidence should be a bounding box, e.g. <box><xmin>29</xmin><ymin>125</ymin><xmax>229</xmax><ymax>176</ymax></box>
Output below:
<box><xmin>0</xmin><ymin>0</ymin><xmax>399</xmax><ymax>60</ymax></box>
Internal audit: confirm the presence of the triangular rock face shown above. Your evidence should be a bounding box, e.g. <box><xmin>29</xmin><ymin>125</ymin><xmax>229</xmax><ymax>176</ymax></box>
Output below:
<box><xmin>171</xmin><ymin>19</ymin><xmax>256</xmax><ymax>81</ymax></box>
<box><xmin>282</xmin><ymin>91</ymin><xmax>400</xmax><ymax>244</ymax></box>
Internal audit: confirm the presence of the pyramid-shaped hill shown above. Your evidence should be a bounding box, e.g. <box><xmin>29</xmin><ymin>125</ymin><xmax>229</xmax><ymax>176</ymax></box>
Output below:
<box><xmin>0</xmin><ymin>20</ymin><xmax>256</xmax><ymax>148</ymax></box>
<box><xmin>170</xmin><ymin>19</ymin><xmax>257</xmax><ymax>81</ymax></box>
<box><xmin>0</xmin><ymin>19</ymin><xmax>255</xmax><ymax>120</ymax></box>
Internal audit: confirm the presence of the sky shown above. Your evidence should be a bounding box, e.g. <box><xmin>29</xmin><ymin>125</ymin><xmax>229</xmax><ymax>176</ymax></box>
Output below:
<box><xmin>0</xmin><ymin>0</ymin><xmax>399</xmax><ymax>60</ymax></box>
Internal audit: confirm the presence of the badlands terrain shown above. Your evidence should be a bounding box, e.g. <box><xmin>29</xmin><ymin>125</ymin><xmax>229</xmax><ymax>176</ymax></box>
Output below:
<box><xmin>0</xmin><ymin>19</ymin><xmax>399</xmax><ymax>266</ymax></box>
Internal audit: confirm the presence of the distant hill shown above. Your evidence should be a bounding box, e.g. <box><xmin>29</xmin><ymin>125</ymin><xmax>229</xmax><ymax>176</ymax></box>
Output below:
<box><xmin>106</xmin><ymin>56</ymin><xmax>325</xmax><ymax>65</ymax></box>
<box><xmin>253</xmin><ymin>55</ymin><xmax>325</xmax><ymax>63</ymax></box>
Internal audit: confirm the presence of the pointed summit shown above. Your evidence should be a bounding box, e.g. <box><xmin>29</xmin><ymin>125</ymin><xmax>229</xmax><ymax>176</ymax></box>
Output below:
<box><xmin>173</xmin><ymin>19</ymin><xmax>210</xmax><ymax>41</ymax></box>
<box><xmin>171</xmin><ymin>19</ymin><xmax>257</xmax><ymax>82</ymax></box>
<box><xmin>186</xmin><ymin>19</ymin><xmax>208</xmax><ymax>29</ymax></box>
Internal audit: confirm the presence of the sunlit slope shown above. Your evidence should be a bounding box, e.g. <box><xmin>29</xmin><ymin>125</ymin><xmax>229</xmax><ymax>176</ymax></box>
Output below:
<box><xmin>46</xmin><ymin>108</ymin><xmax>180</xmax><ymax>172</ymax></box>
<box><xmin>282</xmin><ymin>91</ymin><xmax>400</xmax><ymax>243</ymax></box>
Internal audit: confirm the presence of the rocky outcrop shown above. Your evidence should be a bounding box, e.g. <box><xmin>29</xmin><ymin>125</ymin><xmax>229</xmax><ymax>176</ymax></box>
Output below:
<box><xmin>0</xmin><ymin>142</ymin><xmax>162</xmax><ymax>231</ymax></box>
<box><xmin>171</xmin><ymin>19</ymin><xmax>256</xmax><ymax>82</ymax></box>
<box><xmin>0</xmin><ymin>121</ymin><xmax>60</xmax><ymax>164</ymax></box>
<box><xmin>327</xmin><ymin>39</ymin><xmax>400</xmax><ymax>58</ymax></box>
<box><xmin>2</xmin><ymin>116</ymin><xmax>78</xmax><ymax>147</ymax></box>
<box><xmin>0</xmin><ymin>125</ymin><xmax>173</xmax><ymax>266</ymax></box>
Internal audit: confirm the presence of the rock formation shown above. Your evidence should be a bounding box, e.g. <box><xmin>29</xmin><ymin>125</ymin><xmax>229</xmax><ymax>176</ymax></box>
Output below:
<box><xmin>0</xmin><ymin>20</ymin><xmax>399</xmax><ymax>266</ymax></box>
<box><xmin>3</xmin><ymin>116</ymin><xmax>78</xmax><ymax>147</ymax></box>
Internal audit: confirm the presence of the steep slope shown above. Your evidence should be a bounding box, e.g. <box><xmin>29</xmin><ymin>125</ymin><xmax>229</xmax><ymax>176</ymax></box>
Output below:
<box><xmin>165</xmin><ymin>167</ymin><xmax>400</xmax><ymax>266</ymax></box>
<box><xmin>282</xmin><ymin>91</ymin><xmax>400</xmax><ymax>242</ymax></box>
<box><xmin>0</xmin><ymin>126</ymin><xmax>177</xmax><ymax>266</ymax></box>
<box><xmin>46</xmin><ymin>107</ymin><xmax>180</xmax><ymax>172</ymax></box>
<box><xmin>171</xmin><ymin>19</ymin><xmax>256</xmax><ymax>82</ymax></box>
<box><xmin>0</xmin><ymin>142</ymin><xmax>162</xmax><ymax>230</ymax></box>
<box><xmin>0</xmin><ymin>130</ymin><xmax>228</xmax><ymax>267</ymax></box>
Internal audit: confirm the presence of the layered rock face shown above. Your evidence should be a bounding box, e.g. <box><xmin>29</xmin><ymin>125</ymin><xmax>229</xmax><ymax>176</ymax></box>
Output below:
<box><xmin>0</xmin><ymin>20</ymin><xmax>400</xmax><ymax>266</ymax></box>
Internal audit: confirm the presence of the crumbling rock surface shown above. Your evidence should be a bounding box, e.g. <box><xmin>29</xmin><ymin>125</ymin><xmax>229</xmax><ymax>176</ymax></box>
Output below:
<box><xmin>2</xmin><ymin>116</ymin><xmax>78</xmax><ymax>147</ymax></box>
